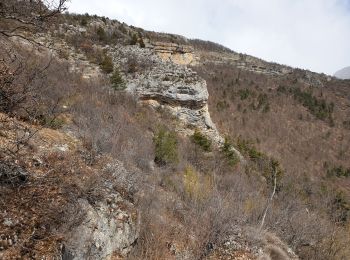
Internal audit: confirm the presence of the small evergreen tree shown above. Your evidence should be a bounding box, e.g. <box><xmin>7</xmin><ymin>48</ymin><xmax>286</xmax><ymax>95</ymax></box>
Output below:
<box><xmin>191</xmin><ymin>129</ymin><xmax>212</xmax><ymax>152</ymax></box>
<box><xmin>110</xmin><ymin>68</ymin><xmax>126</xmax><ymax>91</ymax></box>
<box><xmin>153</xmin><ymin>127</ymin><xmax>178</xmax><ymax>166</ymax></box>
<box><xmin>221</xmin><ymin>137</ymin><xmax>239</xmax><ymax>166</ymax></box>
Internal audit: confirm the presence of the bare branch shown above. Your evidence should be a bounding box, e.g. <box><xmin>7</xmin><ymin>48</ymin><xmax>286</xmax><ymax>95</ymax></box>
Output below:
<box><xmin>259</xmin><ymin>168</ymin><xmax>277</xmax><ymax>231</ymax></box>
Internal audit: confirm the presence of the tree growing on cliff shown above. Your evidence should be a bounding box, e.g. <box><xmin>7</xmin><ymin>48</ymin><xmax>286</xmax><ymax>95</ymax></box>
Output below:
<box><xmin>221</xmin><ymin>137</ymin><xmax>239</xmax><ymax>166</ymax></box>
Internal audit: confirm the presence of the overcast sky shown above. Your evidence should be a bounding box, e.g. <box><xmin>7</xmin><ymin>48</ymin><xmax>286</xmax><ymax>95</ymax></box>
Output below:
<box><xmin>68</xmin><ymin>0</ymin><xmax>350</xmax><ymax>75</ymax></box>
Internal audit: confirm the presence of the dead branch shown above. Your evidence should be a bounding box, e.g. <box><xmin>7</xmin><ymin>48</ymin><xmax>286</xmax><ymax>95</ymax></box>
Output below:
<box><xmin>259</xmin><ymin>168</ymin><xmax>277</xmax><ymax>230</ymax></box>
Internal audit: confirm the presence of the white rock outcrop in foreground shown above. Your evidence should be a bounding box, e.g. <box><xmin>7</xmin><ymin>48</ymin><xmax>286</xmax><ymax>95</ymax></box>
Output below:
<box><xmin>62</xmin><ymin>162</ymin><xmax>139</xmax><ymax>260</ymax></box>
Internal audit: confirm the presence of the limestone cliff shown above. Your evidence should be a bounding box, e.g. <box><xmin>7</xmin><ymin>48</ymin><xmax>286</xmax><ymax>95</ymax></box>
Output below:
<box><xmin>108</xmin><ymin>44</ymin><xmax>240</xmax><ymax>157</ymax></box>
<box><xmin>145</xmin><ymin>41</ymin><xmax>199</xmax><ymax>66</ymax></box>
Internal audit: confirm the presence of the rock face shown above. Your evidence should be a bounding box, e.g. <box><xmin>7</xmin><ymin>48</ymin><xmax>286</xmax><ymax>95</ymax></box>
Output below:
<box><xmin>110</xmin><ymin>45</ymin><xmax>226</xmax><ymax>144</ymax></box>
<box><xmin>107</xmin><ymin>44</ymin><xmax>242</xmax><ymax>158</ymax></box>
<box><xmin>201</xmin><ymin>51</ymin><xmax>294</xmax><ymax>77</ymax></box>
<box><xmin>146</xmin><ymin>41</ymin><xmax>199</xmax><ymax>66</ymax></box>
<box><xmin>35</xmin><ymin>23</ymin><xmax>241</xmax><ymax>156</ymax></box>
<box><xmin>34</xmin><ymin>28</ymin><xmax>227</xmax><ymax>147</ymax></box>
<box><xmin>334</xmin><ymin>66</ymin><xmax>350</xmax><ymax>79</ymax></box>
<box><xmin>133</xmin><ymin>66</ymin><xmax>208</xmax><ymax>109</ymax></box>
<box><xmin>63</xmin><ymin>196</ymin><xmax>138</xmax><ymax>260</ymax></box>
<box><xmin>62</xmin><ymin>162</ymin><xmax>139</xmax><ymax>260</ymax></box>
<box><xmin>210</xmin><ymin>230</ymin><xmax>299</xmax><ymax>260</ymax></box>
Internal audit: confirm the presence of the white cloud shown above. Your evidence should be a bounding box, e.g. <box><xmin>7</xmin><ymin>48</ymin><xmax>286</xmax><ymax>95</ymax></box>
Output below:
<box><xmin>68</xmin><ymin>0</ymin><xmax>350</xmax><ymax>74</ymax></box>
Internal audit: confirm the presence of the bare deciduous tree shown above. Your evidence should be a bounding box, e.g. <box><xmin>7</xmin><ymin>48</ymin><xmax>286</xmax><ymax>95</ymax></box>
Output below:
<box><xmin>0</xmin><ymin>0</ymin><xmax>67</xmax><ymax>40</ymax></box>
<box><xmin>0</xmin><ymin>1</ymin><xmax>68</xmax><ymax>158</ymax></box>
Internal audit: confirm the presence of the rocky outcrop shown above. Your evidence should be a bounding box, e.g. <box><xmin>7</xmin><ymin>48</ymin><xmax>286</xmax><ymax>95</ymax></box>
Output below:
<box><xmin>34</xmin><ymin>31</ymin><xmax>226</xmax><ymax>147</ymax></box>
<box><xmin>62</xmin><ymin>162</ymin><xmax>139</xmax><ymax>260</ymax></box>
<box><xmin>110</xmin><ymin>45</ymin><xmax>224</xmax><ymax>143</ymax></box>
<box><xmin>63</xmin><ymin>196</ymin><xmax>138</xmax><ymax>259</ymax></box>
<box><xmin>107</xmin><ymin>44</ymin><xmax>242</xmax><ymax>158</ymax></box>
<box><xmin>146</xmin><ymin>41</ymin><xmax>199</xmax><ymax>66</ymax></box>
<box><xmin>33</xmin><ymin>27</ymin><xmax>242</xmax><ymax>157</ymax></box>
<box><xmin>200</xmin><ymin>51</ymin><xmax>294</xmax><ymax>77</ymax></box>
<box><xmin>132</xmin><ymin>67</ymin><xmax>208</xmax><ymax>109</ymax></box>
<box><xmin>0</xmin><ymin>112</ymin><xmax>139</xmax><ymax>259</ymax></box>
<box><xmin>210</xmin><ymin>229</ymin><xmax>299</xmax><ymax>260</ymax></box>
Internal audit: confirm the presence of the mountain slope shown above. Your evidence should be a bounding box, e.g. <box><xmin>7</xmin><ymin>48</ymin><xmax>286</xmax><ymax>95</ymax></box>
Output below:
<box><xmin>1</xmin><ymin>6</ymin><xmax>350</xmax><ymax>260</ymax></box>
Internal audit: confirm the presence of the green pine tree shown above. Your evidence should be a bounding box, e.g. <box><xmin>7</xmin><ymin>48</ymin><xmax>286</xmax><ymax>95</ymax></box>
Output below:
<box><xmin>110</xmin><ymin>68</ymin><xmax>126</xmax><ymax>91</ymax></box>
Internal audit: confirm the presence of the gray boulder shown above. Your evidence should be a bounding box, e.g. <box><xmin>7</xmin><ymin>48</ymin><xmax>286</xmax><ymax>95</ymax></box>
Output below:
<box><xmin>62</xmin><ymin>161</ymin><xmax>139</xmax><ymax>260</ymax></box>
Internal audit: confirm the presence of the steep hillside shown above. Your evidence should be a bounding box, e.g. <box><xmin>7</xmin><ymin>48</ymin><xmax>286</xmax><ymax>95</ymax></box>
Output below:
<box><xmin>193</xmin><ymin>55</ymin><xmax>350</xmax><ymax>187</ymax></box>
<box><xmin>1</xmin><ymin>3</ymin><xmax>350</xmax><ymax>260</ymax></box>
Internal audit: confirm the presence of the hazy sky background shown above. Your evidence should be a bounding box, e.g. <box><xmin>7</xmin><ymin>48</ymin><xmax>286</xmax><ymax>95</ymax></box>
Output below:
<box><xmin>68</xmin><ymin>0</ymin><xmax>350</xmax><ymax>75</ymax></box>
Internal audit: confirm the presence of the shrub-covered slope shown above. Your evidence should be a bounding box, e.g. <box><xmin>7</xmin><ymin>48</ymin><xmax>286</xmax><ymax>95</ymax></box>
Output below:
<box><xmin>1</xmin><ymin>3</ymin><xmax>350</xmax><ymax>260</ymax></box>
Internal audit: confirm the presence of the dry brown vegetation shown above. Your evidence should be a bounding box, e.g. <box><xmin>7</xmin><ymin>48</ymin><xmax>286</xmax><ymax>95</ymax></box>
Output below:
<box><xmin>0</xmin><ymin>43</ymin><xmax>281</xmax><ymax>258</ymax></box>
<box><xmin>192</xmin><ymin>61</ymin><xmax>350</xmax><ymax>259</ymax></box>
<box><xmin>1</xmin><ymin>3</ymin><xmax>350</xmax><ymax>259</ymax></box>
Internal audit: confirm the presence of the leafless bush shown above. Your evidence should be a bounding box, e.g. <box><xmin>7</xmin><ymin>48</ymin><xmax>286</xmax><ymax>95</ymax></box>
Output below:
<box><xmin>0</xmin><ymin>0</ymin><xmax>67</xmax><ymax>43</ymax></box>
<box><xmin>0</xmin><ymin>0</ymin><xmax>71</xmax><ymax>158</ymax></box>
<box><xmin>70</xmin><ymin>79</ymin><xmax>156</xmax><ymax>170</ymax></box>
<box><xmin>191</xmin><ymin>60</ymin><xmax>350</xmax><ymax>259</ymax></box>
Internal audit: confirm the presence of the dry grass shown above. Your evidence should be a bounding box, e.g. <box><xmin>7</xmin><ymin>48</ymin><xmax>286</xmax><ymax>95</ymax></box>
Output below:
<box><xmin>2</xmin><ymin>9</ymin><xmax>350</xmax><ymax>259</ymax></box>
<box><xmin>192</xmin><ymin>61</ymin><xmax>350</xmax><ymax>259</ymax></box>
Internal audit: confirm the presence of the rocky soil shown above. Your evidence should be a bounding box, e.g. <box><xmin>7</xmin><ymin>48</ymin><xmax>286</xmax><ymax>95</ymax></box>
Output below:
<box><xmin>0</xmin><ymin>113</ymin><xmax>139</xmax><ymax>259</ymax></box>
